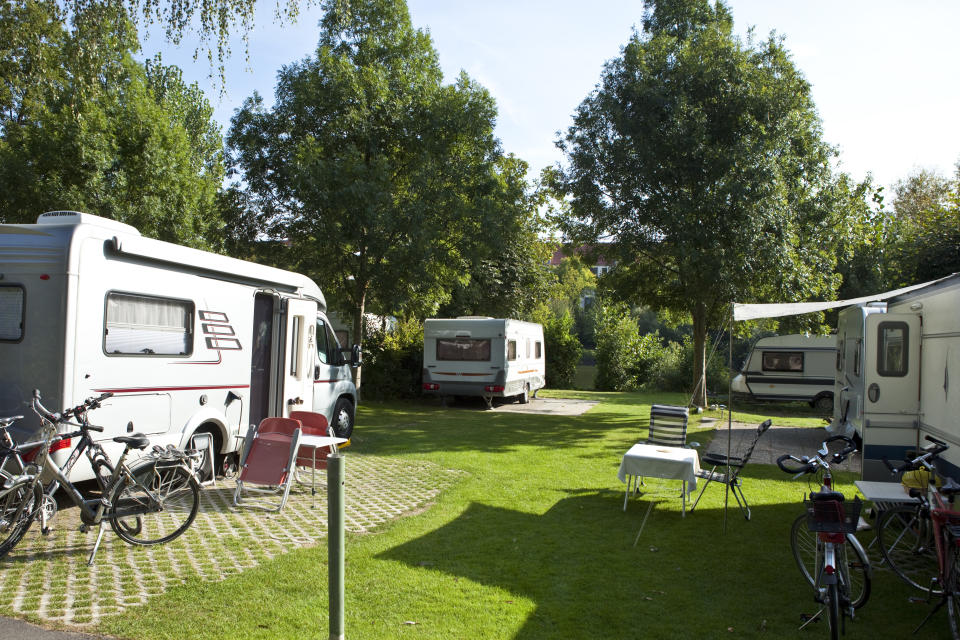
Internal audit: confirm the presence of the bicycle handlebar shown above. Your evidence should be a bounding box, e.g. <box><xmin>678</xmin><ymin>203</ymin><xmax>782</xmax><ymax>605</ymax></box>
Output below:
<box><xmin>776</xmin><ymin>454</ymin><xmax>817</xmax><ymax>476</ymax></box>
<box><xmin>882</xmin><ymin>435</ymin><xmax>949</xmax><ymax>476</ymax></box>
<box><xmin>31</xmin><ymin>389</ymin><xmax>112</xmax><ymax>432</ymax></box>
<box><xmin>776</xmin><ymin>435</ymin><xmax>858</xmax><ymax>476</ymax></box>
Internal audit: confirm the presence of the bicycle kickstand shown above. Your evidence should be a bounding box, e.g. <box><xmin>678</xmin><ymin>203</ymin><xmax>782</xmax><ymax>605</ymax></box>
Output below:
<box><xmin>87</xmin><ymin>521</ymin><xmax>108</xmax><ymax>566</ymax></box>
<box><xmin>798</xmin><ymin>608</ymin><xmax>823</xmax><ymax>631</ymax></box>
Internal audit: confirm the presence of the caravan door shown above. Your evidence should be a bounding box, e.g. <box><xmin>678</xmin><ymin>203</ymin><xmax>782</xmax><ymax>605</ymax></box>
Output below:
<box><xmin>281</xmin><ymin>298</ymin><xmax>317</xmax><ymax>417</ymax></box>
<box><xmin>860</xmin><ymin>313</ymin><xmax>922</xmax><ymax>479</ymax></box>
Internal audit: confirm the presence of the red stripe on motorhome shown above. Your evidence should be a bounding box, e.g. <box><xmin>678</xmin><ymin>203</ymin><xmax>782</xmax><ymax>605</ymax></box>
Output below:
<box><xmin>93</xmin><ymin>384</ymin><xmax>250</xmax><ymax>393</ymax></box>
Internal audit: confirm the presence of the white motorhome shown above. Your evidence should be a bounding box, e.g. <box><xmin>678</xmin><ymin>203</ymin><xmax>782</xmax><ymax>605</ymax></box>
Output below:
<box><xmin>832</xmin><ymin>275</ymin><xmax>960</xmax><ymax>481</ymax></box>
<box><xmin>731</xmin><ymin>334</ymin><xmax>837</xmax><ymax>411</ymax></box>
<box><xmin>0</xmin><ymin>211</ymin><xmax>359</xmax><ymax>481</ymax></box>
<box><xmin>422</xmin><ymin>317</ymin><xmax>545</xmax><ymax>406</ymax></box>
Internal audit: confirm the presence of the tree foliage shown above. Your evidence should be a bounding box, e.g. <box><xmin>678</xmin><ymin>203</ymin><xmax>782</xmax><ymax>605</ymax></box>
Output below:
<box><xmin>553</xmin><ymin>0</ymin><xmax>847</xmax><ymax>405</ymax></box>
<box><xmin>228</xmin><ymin>0</ymin><xmax>537</xmax><ymax>368</ymax></box>
<box><xmin>0</xmin><ymin>0</ymin><xmax>224</xmax><ymax>247</ymax></box>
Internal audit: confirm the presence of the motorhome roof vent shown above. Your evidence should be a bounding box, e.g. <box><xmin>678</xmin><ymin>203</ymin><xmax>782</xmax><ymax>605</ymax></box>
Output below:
<box><xmin>457</xmin><ymin>316</ymin><xmax>493</xmax><ymax>319</ymax></box>
<box><xmin>36</xmin><ymin>211</ymin><xmax>140</xmax><ymax>235</ymax></box>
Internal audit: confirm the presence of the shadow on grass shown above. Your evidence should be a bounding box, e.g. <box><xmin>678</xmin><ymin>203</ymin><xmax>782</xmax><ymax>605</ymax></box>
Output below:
<box><xmin>376</xmin><ymin>488</ymin><xmax>818</xmax><ymax>639</ymax></box>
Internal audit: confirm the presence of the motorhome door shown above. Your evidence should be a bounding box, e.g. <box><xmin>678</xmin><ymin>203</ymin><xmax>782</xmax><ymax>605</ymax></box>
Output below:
<box><xmin>282</xmin><ymin>298</ymin><xmax>317</xmax><ymax>416</ymax></box>
<box><xmin>860</xmin><ymin>312</ymin><xmax>922</xmax><ymax>479</ymax></box>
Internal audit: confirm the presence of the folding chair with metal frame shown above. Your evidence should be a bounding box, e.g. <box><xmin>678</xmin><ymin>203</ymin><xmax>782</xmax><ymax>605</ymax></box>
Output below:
<box><xmin>690</xmin><ymin>419</ymin><xmax>772</xmax><ymax>520</ymax></box>
<box><xmin>233</xmin><ymin>417</ymin><xmax>303</xmax><ymax>513</ymax></box>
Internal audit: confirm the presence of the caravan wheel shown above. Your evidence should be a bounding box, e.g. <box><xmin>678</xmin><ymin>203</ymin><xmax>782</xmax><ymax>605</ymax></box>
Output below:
<box><xmin>811</xmin><ymin>393</ymin><xmax>834</xmax><ymax>413</ymax></box>
<box><xmin>519</xmin><ymin>385</ymin><xmax>530</xmax><ymax>404</ymax></box>
<box><xmin>332</xmin><ymin>398</ymin><xmax>355</xmax><ymax>440</ymax></box>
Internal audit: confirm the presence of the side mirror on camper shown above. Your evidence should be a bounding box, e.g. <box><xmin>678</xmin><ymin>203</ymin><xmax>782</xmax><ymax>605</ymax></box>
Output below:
<box><xmin>337</xmin><ymin>345</ymin><xmax>362</xmax><ymax>368</ymax></box>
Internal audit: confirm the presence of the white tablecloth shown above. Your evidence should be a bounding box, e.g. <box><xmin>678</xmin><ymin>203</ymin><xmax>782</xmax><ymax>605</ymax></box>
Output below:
<box><xmin>618</xmin><ymin>443</ymin><xmax>700</xmax><ymax>495</ymax></box>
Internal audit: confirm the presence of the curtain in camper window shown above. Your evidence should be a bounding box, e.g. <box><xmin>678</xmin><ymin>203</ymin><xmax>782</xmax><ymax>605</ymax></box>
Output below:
<box><xmin>437</xmin><ymin>338</ymin><xmax>491</xmax><ymax>361</ymax></box>
<box><xmin>0</xmin><ymin>286</ymin><xmax>24</xmax><ymax>341</ymax></box>
<box><xmin>104</xmin><ymin>293</ymin><xmax>193</xmax><ymax>356</ymax></box>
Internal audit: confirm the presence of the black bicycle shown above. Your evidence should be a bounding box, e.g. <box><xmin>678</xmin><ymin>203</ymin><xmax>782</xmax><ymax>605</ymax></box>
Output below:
<box><xmin>0</xmin><ymin>390</ymin><xmax>201</xmax><ymax>564</ymax></box>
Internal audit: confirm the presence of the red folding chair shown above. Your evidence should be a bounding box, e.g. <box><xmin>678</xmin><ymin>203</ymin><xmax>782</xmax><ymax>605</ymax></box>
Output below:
<box><xmin>233</xmin><ymin>417</ymin><xmax>302</xmax><ymax>512</ymax></box>
<box><xmin>289</xmin><ymin>410</ymin><xmax>334</xmax><ymax>472</ymax></box>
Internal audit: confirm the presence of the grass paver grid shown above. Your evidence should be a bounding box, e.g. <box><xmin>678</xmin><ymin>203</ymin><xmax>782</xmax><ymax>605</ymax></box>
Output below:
<box><xmin>0</xmin><ymin>454</ymin><xmax>461</xmax><ymax>627</ymax></box>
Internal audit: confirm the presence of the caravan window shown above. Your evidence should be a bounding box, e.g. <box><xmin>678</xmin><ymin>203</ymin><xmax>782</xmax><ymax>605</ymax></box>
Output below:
<box><xmin>104</xmin><ymin>293</ymin><xmax>193</xmax><ymax>356</ymax></box>
<box><xmin>761</xmin><ymin>351</ymin><xmax>803</xmax><ymax>372</ymax></box>
<box><xmin>535</xmin><ymin>341</ymin><xmax>542</xmax><ymax>359</ymax></box>
<box><xmin>437</xmin><ymin>338</ymin><xmax>491</xmax><ymax>361</ymax></box>
<box><xmin>0</xmin><ymin>286</ymin><xmax>24</xmax><ymax>341</ymax></box>
<box><xmin>877</xmin><ymin>321</ymin><xmax>909</xmax><ymax>377</ymax></box>
<box><xmin>507</xmin><ymin>340</ymin><xmax>517</xmax><ymax>361</ymax></box>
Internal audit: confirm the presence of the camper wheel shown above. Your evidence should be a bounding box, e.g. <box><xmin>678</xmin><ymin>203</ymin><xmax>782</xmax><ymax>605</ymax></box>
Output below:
<box><xmin>332</xmin><ymin>398</ymin><xmax>355</xmax><ymax>440</ymax></box>
<box><xmin>811</xmin><ymin>392</ymin><xmax>834</xmax><ymax>413</ymax></box>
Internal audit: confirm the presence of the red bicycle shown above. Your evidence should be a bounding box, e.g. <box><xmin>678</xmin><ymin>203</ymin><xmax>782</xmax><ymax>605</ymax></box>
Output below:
<box><xmin>876</xmin><ymin>435</ymin><xmax>960</xmax><ymax>638</ymax></box>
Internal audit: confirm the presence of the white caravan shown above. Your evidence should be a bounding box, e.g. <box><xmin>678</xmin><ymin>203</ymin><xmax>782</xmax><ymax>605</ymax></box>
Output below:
<box><xmin>0</xmin><ymin>211</ymin><xmax>359</xmax><ymax>481</ymax></box>
<box><xmin>831</xmin><ymin>274</ymin><xmax>960</xmax><ymax>481</ymax></box>
<box><xmin>731</xmin><ymin>334</ymin><xmax>837</xmax><ymax>411</ymax></box>
<box><xmin>422</xmin><ymin>317</ymin><xmax>545</xmax><ymax>406</ymax></box>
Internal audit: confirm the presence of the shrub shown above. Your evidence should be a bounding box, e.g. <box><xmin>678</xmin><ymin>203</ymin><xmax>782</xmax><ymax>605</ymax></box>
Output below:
<box><xmin>651</xmin><ymin>335</ymin><xmax>728</xmax><ymax>394</ymax></box>
<box><xmin>360</xmin><ymin>317</ymin><xmax>424</xmax><ymax>400</ymax></box>
<box><xmin>594</xmin><ymin>302</ymin><xmax>642</xmax><ymax>391</ymax></box>
<box><xmin>543</xmin><ymin>310</ymin><xmax>582</xmax><ymax>389</ymax></box>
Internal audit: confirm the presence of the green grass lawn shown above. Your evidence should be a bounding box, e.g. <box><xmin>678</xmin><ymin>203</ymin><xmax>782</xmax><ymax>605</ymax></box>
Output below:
<box><xmin>101</xmin><ymin>392</ymin><xmax>930</xmax><ymax>639</ymax></box>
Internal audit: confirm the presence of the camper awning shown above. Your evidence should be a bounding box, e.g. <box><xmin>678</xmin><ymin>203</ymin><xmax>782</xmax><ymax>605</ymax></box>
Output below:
<box><xmin>732</xmin><ymin>275</ymin><xmax>957</xmax><ymax>322</ymax></box>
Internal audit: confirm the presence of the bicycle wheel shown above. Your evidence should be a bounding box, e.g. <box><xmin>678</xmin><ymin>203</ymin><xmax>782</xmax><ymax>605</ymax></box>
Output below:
<box><xmin>948</xmin><ymin>544</ymin><xmax>960</xmax><ymax>640</ymax></box>
<box><xmin>0</xmin><ymin>472</ymin><xmax>41</xmax><ymax>558</ymax></box>
<box><xmin>791</xmin><ymin>513</ymin><xmax>818</xmax><ymax>587</ymax></box>
<box><xmin>110</xmin><ymin>464</ymin><xmax>199</xmax><ymax>545</ymax></box>
<box><xmin>876</xmin><ymin>504</ymin><xmax>941</xmax><ymax>594</ymax></box>
<box><xmin>842</xmin><ymin>533</ymin><xmax>872</xmax><ymax>609</ymax></box>
<box><xmin>826</xmin><ymin>582</ymin><xmax>840</xmax><ymax>640</ymax></box>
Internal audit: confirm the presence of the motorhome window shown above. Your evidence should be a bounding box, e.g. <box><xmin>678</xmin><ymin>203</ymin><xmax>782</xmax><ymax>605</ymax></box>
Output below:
<box><xmin>761</xmin><ymin>351</ymin><xmax>803</xmax><ymax>372</ymax></box>
<box><xmin>335</xmin><ymin>329</ymin><xmax>349</xmax><ymax>347</ymax></box>
<box><xmin>535</xmin><ymin>341</ymin><xmax>542</xmax><ymax>359</ymax></box>
<box><xmin>507</xmin><ymin>340</ymin><xmax>517</xmax><ymax>361</ymax></box>
<box><xmin>853</xmin><ymin>339</ymin><xmax>861</xmax><ymax>376</ymax></box>
<box><xmin>0</xmin><ymin>286</ymin><xmax>24</xmax><ymax>341</ymax></box>
<box><xmin>316</xmin><ymin>319</ymin><xmax>331</xmax><ymax>365</ymax></box>
<box><xmin>437</xmin><ymin>338</ymin><xmax>491</xmax><ymax>361</ymax></box>
<box><xmin>526</xmin><ymin>340</ymin><xmax>531</xmax><ymax>358</ymax></box>
<box><xmin>877</xmin><ymin>321</ymin><xmax>909</xmax><ymax>377</ymax></box>
<box><xmin>104</xmin><ymin>293</ymin><xmax>193</xmax><ymax>356</ymax></box>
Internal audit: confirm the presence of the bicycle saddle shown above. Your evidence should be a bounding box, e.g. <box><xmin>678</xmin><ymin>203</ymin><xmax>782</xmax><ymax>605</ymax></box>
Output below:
<box><xmin>940</xmin><ymin>477</ymin><xmax>960</xmax><ymax>497</ymax></box>
<box><xmin>113</xmin><ymin>434</ymin><xmax>150</xmax><ymax>450</ymax></box>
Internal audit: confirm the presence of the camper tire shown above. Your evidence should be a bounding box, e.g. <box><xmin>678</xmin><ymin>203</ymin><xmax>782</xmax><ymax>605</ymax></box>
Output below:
<box><xmin>519</xmin><ymin>385</ymin><xmax>530</xmax><ymax>404</ymax></box>
<box><xmin>332</xmin><ymin>398</ymin><xmax>355</xmax><ymax>440</ymax></box>
<box><xmin>811</xmin><ymin>393</ymin><xmax>834</xmax><ymax>413</ymax></box>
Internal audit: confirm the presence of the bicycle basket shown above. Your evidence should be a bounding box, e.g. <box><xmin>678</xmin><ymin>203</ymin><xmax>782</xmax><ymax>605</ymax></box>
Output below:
<box><xmin>805</xmin><ymin>496</ymin><xmax>862</xmax><ymax>533</ymax></box>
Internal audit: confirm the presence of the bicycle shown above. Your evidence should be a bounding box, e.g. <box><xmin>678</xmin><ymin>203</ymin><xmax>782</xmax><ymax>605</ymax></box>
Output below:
<box><xmin>875</xmin><ymin>435</ymin><xmax>960</xmax><ymax>638</ymax></box>
<box><xmin>0</xmin><ymin>390</ymin><xmax>201</xmax><ymax>565</ymax></box>
<box><xmin>777</xmin><ymin>435</ymin><xmax>872</xmax><ymax>639</ymax></box>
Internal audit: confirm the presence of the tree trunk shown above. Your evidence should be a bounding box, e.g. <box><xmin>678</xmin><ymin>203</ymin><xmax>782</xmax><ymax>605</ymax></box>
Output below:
<box><xmin>691</xmin><ymin>303</ymin><xmax>708</xmax><ymax>408</ymax></box>
<box><xmin>351</xmin><ymin>289</ymin><xmax>366</xmax><ymax>392</ymax></box>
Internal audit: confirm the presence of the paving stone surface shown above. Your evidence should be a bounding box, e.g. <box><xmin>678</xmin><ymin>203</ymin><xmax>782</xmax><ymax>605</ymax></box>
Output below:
<box><xmin>703</xmin><ymin>421</ymin><xmax>861</xmax><ymax>473</ymax></box>
<box><xmin>0</xmin><ymin>455</ymin><xmax>463</xmax><ymax>628</ymax></box>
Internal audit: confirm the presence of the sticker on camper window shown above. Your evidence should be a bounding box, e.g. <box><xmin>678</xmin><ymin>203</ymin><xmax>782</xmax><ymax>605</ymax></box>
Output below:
<box><xmin>761</xmin><ymin>351</ymin><xmax>804</xmax><ymax>372</ymax></box>
<box><xmin>0</xmin><ymin>286</ymin><xmax>24</xmax><ymax>341</ymax></box>
<box><xmin>437</xmin><ymin>338</ymin><xmax>491</xmax><ymax>361</ymax></box>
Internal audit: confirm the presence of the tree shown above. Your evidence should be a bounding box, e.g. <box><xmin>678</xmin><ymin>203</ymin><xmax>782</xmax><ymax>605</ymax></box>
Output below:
<box><xmin>883</xmin><ymin>167</ymin><xmax>960</xmax><ymax>286</ymax></box>
<box><xmin>0</xmin><ymin>0</ymin><xmax>224</xmax><ymax>247</ymax></box>
<box><xmin>228</xmin><ymin>0</ymin><xmax>534</xmax><ymax>387</ymax></box>
<box><xmin>554</xmin><ymin>0</ymin><xmax>845</xmax><ymax>406</ymax></box>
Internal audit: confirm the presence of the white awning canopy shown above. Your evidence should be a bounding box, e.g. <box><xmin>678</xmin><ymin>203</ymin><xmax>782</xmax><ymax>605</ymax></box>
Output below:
<box><xmin>732</xmin><ymin>275</ymin><xmax>956</xmax><ymax>322</ymax></box>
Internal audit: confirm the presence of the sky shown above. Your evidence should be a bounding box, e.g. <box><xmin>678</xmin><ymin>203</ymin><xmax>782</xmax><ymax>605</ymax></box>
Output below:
<box><xmin>146</xmin><ymin>0</ymin><xmax>960</xmax><ymax>192</ymax></box>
